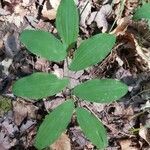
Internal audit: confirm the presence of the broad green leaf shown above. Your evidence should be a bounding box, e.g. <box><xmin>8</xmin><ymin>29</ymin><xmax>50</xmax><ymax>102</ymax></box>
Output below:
<box><xmin>35</xmin><ymin>100</ymin><xmax>74</xmax><ymax>150</ymax></box>
<box><xmin>69</xmin><ymin>33</ymin><xmax>116</xmax><ymax>71</ymax></box>
<box><xmin>76</xmin><ymin>107</ymin><xmax>108</xmax><ymax>149</ymax></box>
<box><xmin>13</xmin><ymin>72</ymin><xmax>69</xmax><ymax>100</ymax></box>
<box><xmin>133</xmin><ymin>3</ymin><xmax>150</xmax><ymax>20</ymax></box>
<box><xmin>73</xmin><ymin>79</ymin><xmax>128</xmax><ymax>103</ymax></box>
<box><xmin>20</xmin><ymin>30</ymin><xmax>67</xmax><ymax>62</ymax></box>
<box><xmin>56</xmin><ymin>0</ymin><xmax>79</xmax><ymax>47</ymax></box>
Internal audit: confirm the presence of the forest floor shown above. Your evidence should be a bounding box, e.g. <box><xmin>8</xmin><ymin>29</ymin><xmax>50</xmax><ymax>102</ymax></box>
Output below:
<box><xmin>0</xmin><ymin>0</ymin><xmax>150</xmax><ymax>149</ymax></box>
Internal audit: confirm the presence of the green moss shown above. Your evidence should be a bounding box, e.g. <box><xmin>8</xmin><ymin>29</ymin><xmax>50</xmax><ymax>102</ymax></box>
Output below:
<box><xmin>0</xmin><ymin>96</ymin><xmax>12</xmax><ymax>116</ymax></box>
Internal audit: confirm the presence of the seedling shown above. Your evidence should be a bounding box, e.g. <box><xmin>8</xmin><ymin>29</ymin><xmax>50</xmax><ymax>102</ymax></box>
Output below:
<box><xmin>12</xmin><ymin>1</ymin><xmax>150</xmax><ymax>149</ymax></box>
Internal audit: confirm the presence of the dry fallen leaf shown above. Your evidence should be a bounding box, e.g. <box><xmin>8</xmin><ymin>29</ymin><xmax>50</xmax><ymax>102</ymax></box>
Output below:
<box><xmin>22</xmin><ymin>0</ymin><xmax>30</xmax><ymax>7</ymax></box>
<box><xmin>139</xmin><ymin>126</ymin><xmax>150</xmax><ymax>145</ymax></box>
<box><xmin>44</xmin><ymin>97</ymin><xmax>65</xmax><ymax>112</ymax></box>
<box><xmin>13</xmin><ymin>98</ymin><xmax>38</xmax><ymax>126</ymax></box>
<box><xmin>70</xmin><ymin>127</ymin><xmax>93</xmax><ymax>149</ymax></box>
<box><xmin>34</xmin><ymin>57</ymin><xmax>50</xmax><ymax>72</ymax></box>
<box><xmin>112</xmin><ymin>31</ymin><xmax>150</xmax><ymax>73</ymax></box>
<box><xmin>42</xmin><ymin>0</ymin><xmax>57</xmax><ymax>21</ymax></box>
<box><xmin>87</xmin><ymin>4</ymin><xmax>112</xmax><ymax>32</ymax></box>
<box><xmin>0</xmin><ymin>8</ymin><xmax>10</xmax><ymax>15</ymax></box>
<box><xmin>49</xmin><ymin>0</ymin><xmax>61</xmax><ymax>10</ymax></box>
<box><xmin>0</xmin><ymin>58</ymin><xmax>13</xmax><ymax>75</ymax></box>
<box><xmin>50</xmin><ymin>133</ymin><xmax>71</xmax><ymax>150</ymax></box>
<box><xmin>119</xmin><ymin>139</ymin><xmax>139</xmax><ymax>150</ymax></box>
<box><xmin>133</xmin><ymin>36</ymin><xmax>150</xmax><ymax>70</ymax></box>
<box><xmin>42</xmin><ymin>9</ymin><xmax>56</xmax><ymax>20</ymax></box>
<box><xmin>111</xmin><ymin>17</ymin><xmax>131</xmax><ymax>36</ymax></box>
<box><xmin>0</xmin><ymin>131</ymin><xmax>17</xmax><ymax>149</ymax></box>
<box><xmin>63</xmin><ymin>59</ymin><xmax>83</xmax><ymax>88</ymax></box>
<box><xmin>78</xmin><ymin>0</ymin><xmax>92</xmax><ymax>28</ymax></box>
<box><xmin>53</xmin><ymin>64</ymin><xmax>63</xmax><ymax>78</ymax></box>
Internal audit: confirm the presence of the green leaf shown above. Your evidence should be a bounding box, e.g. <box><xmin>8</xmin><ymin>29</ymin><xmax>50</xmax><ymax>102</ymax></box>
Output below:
<box><xmin>13</xmin><ymin>72</ymin><xmax>69</xmax><ymax>100</ymax></box>
<box><xmin>133</xmin><ymin>3</ymin><xmax>150</xmax><ymax>20</ymax></box>
<box><xmin>35</xmin><ymin>100</ymin><xmax>74</xmax><ymax>150</ymax></box>
<box><xmin>56</xmin><ymin>0</ymin><xmax>79</xmax><ymax>47</ymax></box>
<box><xmin>69</xmin><ymin>33</ymin><xmax>116</xmax><ymax>71</ymax></box>
<box><xmin>73</xmin><ymin>79</ymin><xmax>128</xmax><ymax>103</ymax></box>
<box><xmin>76</xmin><ymin>107</ymin><xmax>108</xmax><ymax>149</ymax></box>
<box><xmin>20</xmin><ymin>30</ymin><xmax>67</xmax><ymax>62</ymax></box>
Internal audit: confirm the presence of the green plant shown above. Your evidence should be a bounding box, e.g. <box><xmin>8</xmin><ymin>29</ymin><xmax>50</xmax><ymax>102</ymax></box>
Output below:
<box><xmin>133</xmin><ymin>2</ymin><xmax>150</xmax><ymax>20</ymax></box>
<box><xmin>12</xmin><ymin>0</ymin><xmax>129</xmax><ymax>149</ymax></box>
<box><xmin>133</xmin><ymin>2</ymin><xmax>150</xmax><ymax>36</ymax></box>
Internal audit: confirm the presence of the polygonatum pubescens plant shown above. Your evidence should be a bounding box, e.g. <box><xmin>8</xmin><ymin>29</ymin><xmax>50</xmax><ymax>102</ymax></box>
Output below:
<box><xmin>12</xmin><ymin>0</ymin><xmax>150</xmax><ymax>149</ymax></box>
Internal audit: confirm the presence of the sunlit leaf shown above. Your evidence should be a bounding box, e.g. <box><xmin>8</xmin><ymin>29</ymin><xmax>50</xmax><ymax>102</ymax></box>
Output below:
<box><xmin>73</xmin><ymin>79</ymin><xmax>128</xmax><ymax>103</ymax></box>
<box><xmin>20</xmin><ymin>30</ymin><xmax>67</xmax><ymax>62</ymax></box>
<box><xmin>35</xmin><ymin>100</ymin><xmax>74</xmax><ymax>150</ymax></box>
<box><xmin>13</xmin><ymin>72</ymin><xmax>69</xmax><ymax>100</ymax></box>
<box><xmin>56</xmin><ymin>0</ymin><xmax>79</xmax><ymax>47</ymax></box>
<box><xmin>69</xmin><ymin>33</ymin><xmax>116</xmax><ymax>71</ymax></box>
<box><xmin>76</xmin><ymin>107</ymin><xmax>108</xmax><ymax>149</ymax></box>
<box><xmin>133</xmin><ymin>3</ymin><xmax>150</xmax><ymax>20</ymax></box>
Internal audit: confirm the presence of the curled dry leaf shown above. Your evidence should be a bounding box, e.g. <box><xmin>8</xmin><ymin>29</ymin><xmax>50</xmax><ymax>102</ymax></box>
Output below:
<box><xmin>132</xmin><ymin>35</ymin><xmax>150</xmax><ymax>70</ymax></box>
<box><xmin>1</xmin><ymin>1</ymin><xmax>36</xmax><ymax>27</ymax></box>
<box><xmin>111</xmin><ymin>17</ymin><xmax>131</xmax><ymax>36</ymax></box>
<box><xmin>87</xmin><ymin>4</ymin><xmax>112</xmax><ymax>32</ymax></box>
<box><xmin>0</xmin><ymin>58</ymin><xmax>13</xmax><ymax>75</ymax></box>
<box><xmin>42</xmin><ymin>0</ymin><xmax>57</xmax><ymax>20</ymax></box>
<box><xmin>13</xmin><ymin>98</ymin><xmax>38</xmax><ymax>126</ymax></box>
<box><xmin>53</xmin><ymin>64</ymin><xmax>64</xmax><ymax>78</ymax></box>
<box><xmin>119</xmin><ymin>139</ymin><xmax>139</xmax><ymax>150</ymax></box>
<box><xmin>112</xmin><ymin>30</ymin><xmax>150</xmax><ymax>73</ymax></box>
<box><xmin>78</xmin><ymin>0</ymin><xmax>92</xmax><ymax>28</ymax></box>
<box><xmin>50</xmin><ymin>133</ymin><xmax>71</xmax><ymax>150</ymax></box>
<box><xmin>34</xmin><ymin>57</ymin><xmax>51</xmax><ymax>72</ymax></box>
<box><xmin>139</xmin><ymin>126</ymin><xmax>150</xmax><ymax>145</ymax></box>
<box><xmin>44</xmin><ymin>97</ymin><xmax>65</xmax><ymax>112</ymax></box>
<box><xmin>8</xmin><ymin>4</ymin><xmax>27</xmax><ymax>27</ymax></box>
<box><xmin>42</xmin><ymin>9</ymin><xmax>56</xmax><ymax>20</ymax></box>
<box><xmin>49</xmin><ymin>0</ymin><xmax>61</xmax><ymax>10</ymax></box>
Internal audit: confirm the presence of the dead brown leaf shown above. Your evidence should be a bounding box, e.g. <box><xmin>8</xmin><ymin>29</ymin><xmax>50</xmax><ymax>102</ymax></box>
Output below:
<box><xmin>13</xmin><ymin>98</ymin><xmax>38</xmax><ymax>126</ymax></box>
<box><xmin>42</xmin><ymin>9</ymin><xmax>56</xmax><ymax>20</ymax></box>
<box><xmin>139</xmin><ymin>126</ymin><xmax>150</xmax><ymax>145</ymax></box>
<box><xmin>78</xmin><ymin>0</ymin><xmax>92</xmax><ymax>28</ymax></box>
<box><xmin>87</xmin><ymin>4</ymin><xmax>112</xmax><ymax>32</ymax></box>
<box><xmin>119</xmin><ymin>139</ymin><xmax>139</xmax><ymax>150</ymax></box>
<box><xmin>50</xmin><ymin>133</ymin><xmax>71</xmax><ymax>150</ymax></box>
<box><xmin>34</xmin><ymin>57</ymin><xmax>51</xmax><ymax>72</ymax></box>
<box><xmin>111</xmin><ymin>17</ymin><xmax>131</xmax><ymax>36</ymax></box>
<box><xmin>44</xmin><ymin>97</ymin><xmax>64</xmax><ymax>112</ymax></box>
